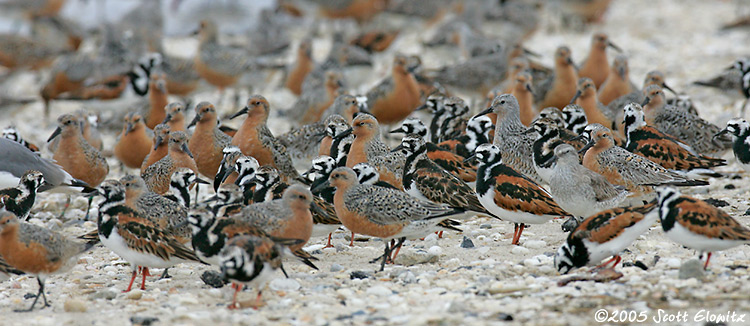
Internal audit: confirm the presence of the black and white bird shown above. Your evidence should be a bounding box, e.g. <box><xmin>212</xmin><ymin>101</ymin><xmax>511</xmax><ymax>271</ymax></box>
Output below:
<box><xmin>734</xmin><ymin>58</ymin><xmax>750</xmax><ymax>115</ymax></box>
<box><xmin>165</xmin><ymin>168</ymin><xmax>209</xmax><ymax>208</ymax></box>
<box><xmin>233</xmin><ymin>156</ymin><xmax>260</xmax><ymax>204</ymax></box>
<box><xmin>469</xmin><ymin>144</ymin><xmax>570</xmax><ymax>245</ymax></box>
<box><xmin>656</xmin><ymin>187</ymin><xmax>750</xmax><ymax>270</ymax></box>
<box><xmin>219</xmin><ymin>234</ymin><xmax>297</xmax><ymax>309</ymax></box>
<box><xmin>94</xmin><ymin>180</ymin><xmax>204</xmax><ymax>292</ymax></box>
<box><xmin>715</xmin><ymin>118</ymin><xmax>750</xmax><ymax>172</ymax></box>
<box><xmin>555</xmin><ymin>202</ymin><xmax>658</xmax><ymax>274</ymax></box>
<box><xmin>0</xmin><ymin>170</ymin><xmax>44</xmax><ymax>220</ymax></box>
<box><xmin>306</xmin><ymin>156</ymin><xmax>337</xmax><ymax>202</ymax></box>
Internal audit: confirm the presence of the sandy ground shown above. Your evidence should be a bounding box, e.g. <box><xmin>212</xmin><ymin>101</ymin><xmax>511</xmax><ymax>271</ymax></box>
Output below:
<box><xmin>2</xmin><ymin>0</ymin><xmax>750</xmax><ymax>325</ymax></box>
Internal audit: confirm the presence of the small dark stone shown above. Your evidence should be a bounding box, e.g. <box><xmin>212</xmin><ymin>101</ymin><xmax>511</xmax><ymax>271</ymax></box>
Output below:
<box><xmin>622</xmin><ymin>261</ymin><xmax>648</xmax><ymax>270</ymax></box>
<box><xmin>727</xmin><ymin>264</ymin><xmax>748</xmax><ymax>270</ymax></box>
<box><xmin>705</xmin><ymin>198</ymin><xmax>729</xmax><ymax>208</ymax></box>
<box><xmin>130</xmin><ymin>316</ymin><xmax>159</xmax><ymax>326</ymax></box>
<box><xmin>744</xmin><ymin>208</ymin><xmax>750</xmax><ymax>216</ymax></box>
<box><xmin>453</xmin><ymin>266</ymin><xmax>474</xmax><ymax>272</ymax></box>
<box><xmin>350</xmin><ymin>271</ymin><xmax>371</xmax><ymax>280</ymax></box>
<box><xmin>652</xmin><ymin>255</ymin><xmax>661</xmax><ymax>266</ymax></box>
<box><xmin>543</xmin><ymin>251</ymin><xmax>556</xmax><ymax>257</ymax></box>
<box><xmin>496</xmin><ymin>313</ymin><xmax>514</xmax><ymax>321</ymax></box>
<box><xmin>732</xmin><ymin>175</ymin><xmax>743</xmax><ymax>180</ymax></box>
<box><xmin>724</xmin><ymin>184</ymin><xmax>736</xmax><ymax>189</ymax></box>
<box><xmin>460</xmin><ymin>236</ymin><xmax>475</xmax><ymax>248</ymax></box>
<box><xmin>479</xmin><ymin>224</ymin><xmax>492</xmax><ymax>229</ymax></box>
<box><xmin>634</xmin><ymin>261</ymin><xmax>648</xmax><ymax>270</ymax></box>
<box><xmin>23</xmin><ymin>293</ymin><xmax>37</xmax><ymax>300</ymax></box>
<box><xmin>561</xmin><ymin>217</ymin><xmax>579</xmax><ymax>232</ymax></box>
<box><xmin>200</xmin><ymin>270</ymin><xmax>228</xmax><ymax>288</ymax></box>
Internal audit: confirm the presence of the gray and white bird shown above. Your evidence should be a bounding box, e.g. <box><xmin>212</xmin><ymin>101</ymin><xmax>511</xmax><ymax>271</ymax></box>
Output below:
<box><xmin>0</xmin><ymin>138</ymin><xmax>88</xmax><ymax>190</ymax></box>
<box><xmin>546</xmin><ymin>144</ymin><xmax>629</xmax><ymax>230</ymax></box>
<box><xmin>642</xmin><ymin>85</ymin><xmax>732</xmax><ymax>156</ymax></box>
<box><xmin>477</xmin><ymin>94</ymin><xmax>543</xmax><ymax>184</ymax></box>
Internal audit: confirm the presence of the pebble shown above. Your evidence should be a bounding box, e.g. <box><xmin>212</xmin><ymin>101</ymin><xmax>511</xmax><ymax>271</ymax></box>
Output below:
<box><xmin>130</xmin><ymin>316</ymin><xmax>159</xmax><ymax>326</ymax></box>
<box><xmin>336</xmin><ymin>288</ymin><xmax>353</xmax><ymax>299</ymax></box>
<box><xmin>72</xmin><ymin>196</ymin><xmax>90</xmax><ymax>209</ymax></box>
<box><xmin>330</xmin><ymin>263</ymin><xmax>344</xmax><ymax>272</ymax></box>
<box><xmin>427</xmin><ymin>246</ymin><xmax>443</xmax><ymax>256</ymax></box>
<box><xmin>447</xmin><ymin>301</ymin><xmax>466</xmax><ymax>313</ymax></box>
<box><xmin>90</xmin><ymin>289</ymin><xmax>118</xmax><ymax>300</ymax></box>
<box><xmin>444</xmin><ymin>258</ymin><xmax>461</xmax><ymax>268</ymax></box>
<box><xmin>423</xmin><ymin>233</ymin><xmax>439</xmax><ymax>246</ymax></box>
<box><xmin>393</xmin><ymin>249</ymin><xmax>439</xmax><ymax>266</ymax></box>
<box><xmin>64</xmin><ymin>298</ymin><xmax>87</xmax><ymax>312</ymax></box>
<box><xmin>678</xmin><ymin>259</ymin><xmax>706</xmax><ymax>280</ymax></box>
<box><xmin>705</xmin><ymin>198</ymin><xmax>729</xmax><ymax>207</ymax></box>
<box><xmin>398</xmin><ymin>272</ymin><xmax>416</xmax><ymax>284</ymax></box>
<box><xmin>127</xmin><ymin>290</ymin><xmax>143</xmax><ymax>300</ymax></box>
<box><xmin>522</xmin><ymin>257</ymin><xmax>543</xmax><ymax>267</ymax></box>
<box><xmin>511</xmin><ymin>246</ymin><xmax>530</xmax><ymax>255</ymax></box>
<box><xmin>46</xmin><ymin>218</ymin><xmax>63</xmax><ymax>230</ymax></box>
<box><xmin>200</xmin><ymin>270</ymin><xmax>227</xmax><ymax>288</ymax></box>
<box><xmin>488</xmin><ymin>282</ymin><xmax>527</xmax><ymax>295</ymax></box>
<box><xmin>269</xmin><ymin>278</ymin><xmax>301</xmax><ymax>292</ymax></box>
<box><xmin>350</xmin><ymin>271</ymin><xmax>372</xmax><ymax>280</ymax></box>
<box><xmin>366</xmin><ymin>285</ymin><xmax>392</xmax><ymax>297</ymax></box>
<box><xmin>305</xmin><ymin>244</ymin><xmax>326</xmax><ymax>252</ymax></box>
<box><xmin>665</xmin><ymin>258</ymin><xmax>682</xmax><ymax>269</ymax></box>
<box><xmin>176</xmin><ymin>293</ymin><xmax>199</xmax><ymax>305</ymax></box>
<box><xmin>479</xmin><ymin>224</ymin><xmax>492</xmax><ymax>229</ymax></box>
<box><xmin>334</xmin><ymin>243</ymin><xmax>349</xmax><ymax>252</ymax></box>
<box><xmin>524</xmin><ymin>240</ymin><xmax>546</xmax><ymax>249</ymax></box>
<box><xmin>460</xmin><ymin>236</ymin><xmax>475</xmax><ymax>248</ymax></box>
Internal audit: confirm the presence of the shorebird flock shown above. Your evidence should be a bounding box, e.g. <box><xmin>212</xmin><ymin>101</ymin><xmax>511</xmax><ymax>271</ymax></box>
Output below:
<box><xmin>1</xmin><ymin>0</ymin><xmax>750</xmax><ymax>313</ymax></box>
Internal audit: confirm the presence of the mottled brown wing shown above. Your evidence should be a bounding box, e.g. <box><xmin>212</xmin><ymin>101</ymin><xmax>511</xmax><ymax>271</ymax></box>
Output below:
<box><xmin>220</xmin><ymin>218</ymin><xmax>269</xmax><ymax>239</ymax></box>
<box><xmin>118</xmin><ymin>218</ymin><xmax>201</xmax><ymax>262</ymax></box>
<box><xmin>415</xmin><ymin>162</ymin><xmax>485</xmax><ymax>213</ymax></box>
<box><xmin>675</xmin><ymin>197</ymin><xmax>750</xmax><ymax>241</ymax></box>
<box><xmin>630</xmin><ymin>128</ymin><xmax>725</xmax><ymax>170</ymax></box>
<box><xmin>313</xmin><ymin>196</ymin><xmax>341</xmax><ymax>224</ymax></box>
<box><xmin>436</xmin><ymin>139</ymin><xmax>461</xmax><ymax>153</ymax></box>
<box><xmin>492</xmin><ymin>171</ymin><xmax>569</xmax><ymax>216</ymax></box>
<box><xmin>427</xmin><ymin>149</ymin><xmax>477</xmax><ymax>182</ymax></box>
<box><xmin>577</xmin><ymin>202</ymin><xmax>656</xmax><ymax>244</ymax></box>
